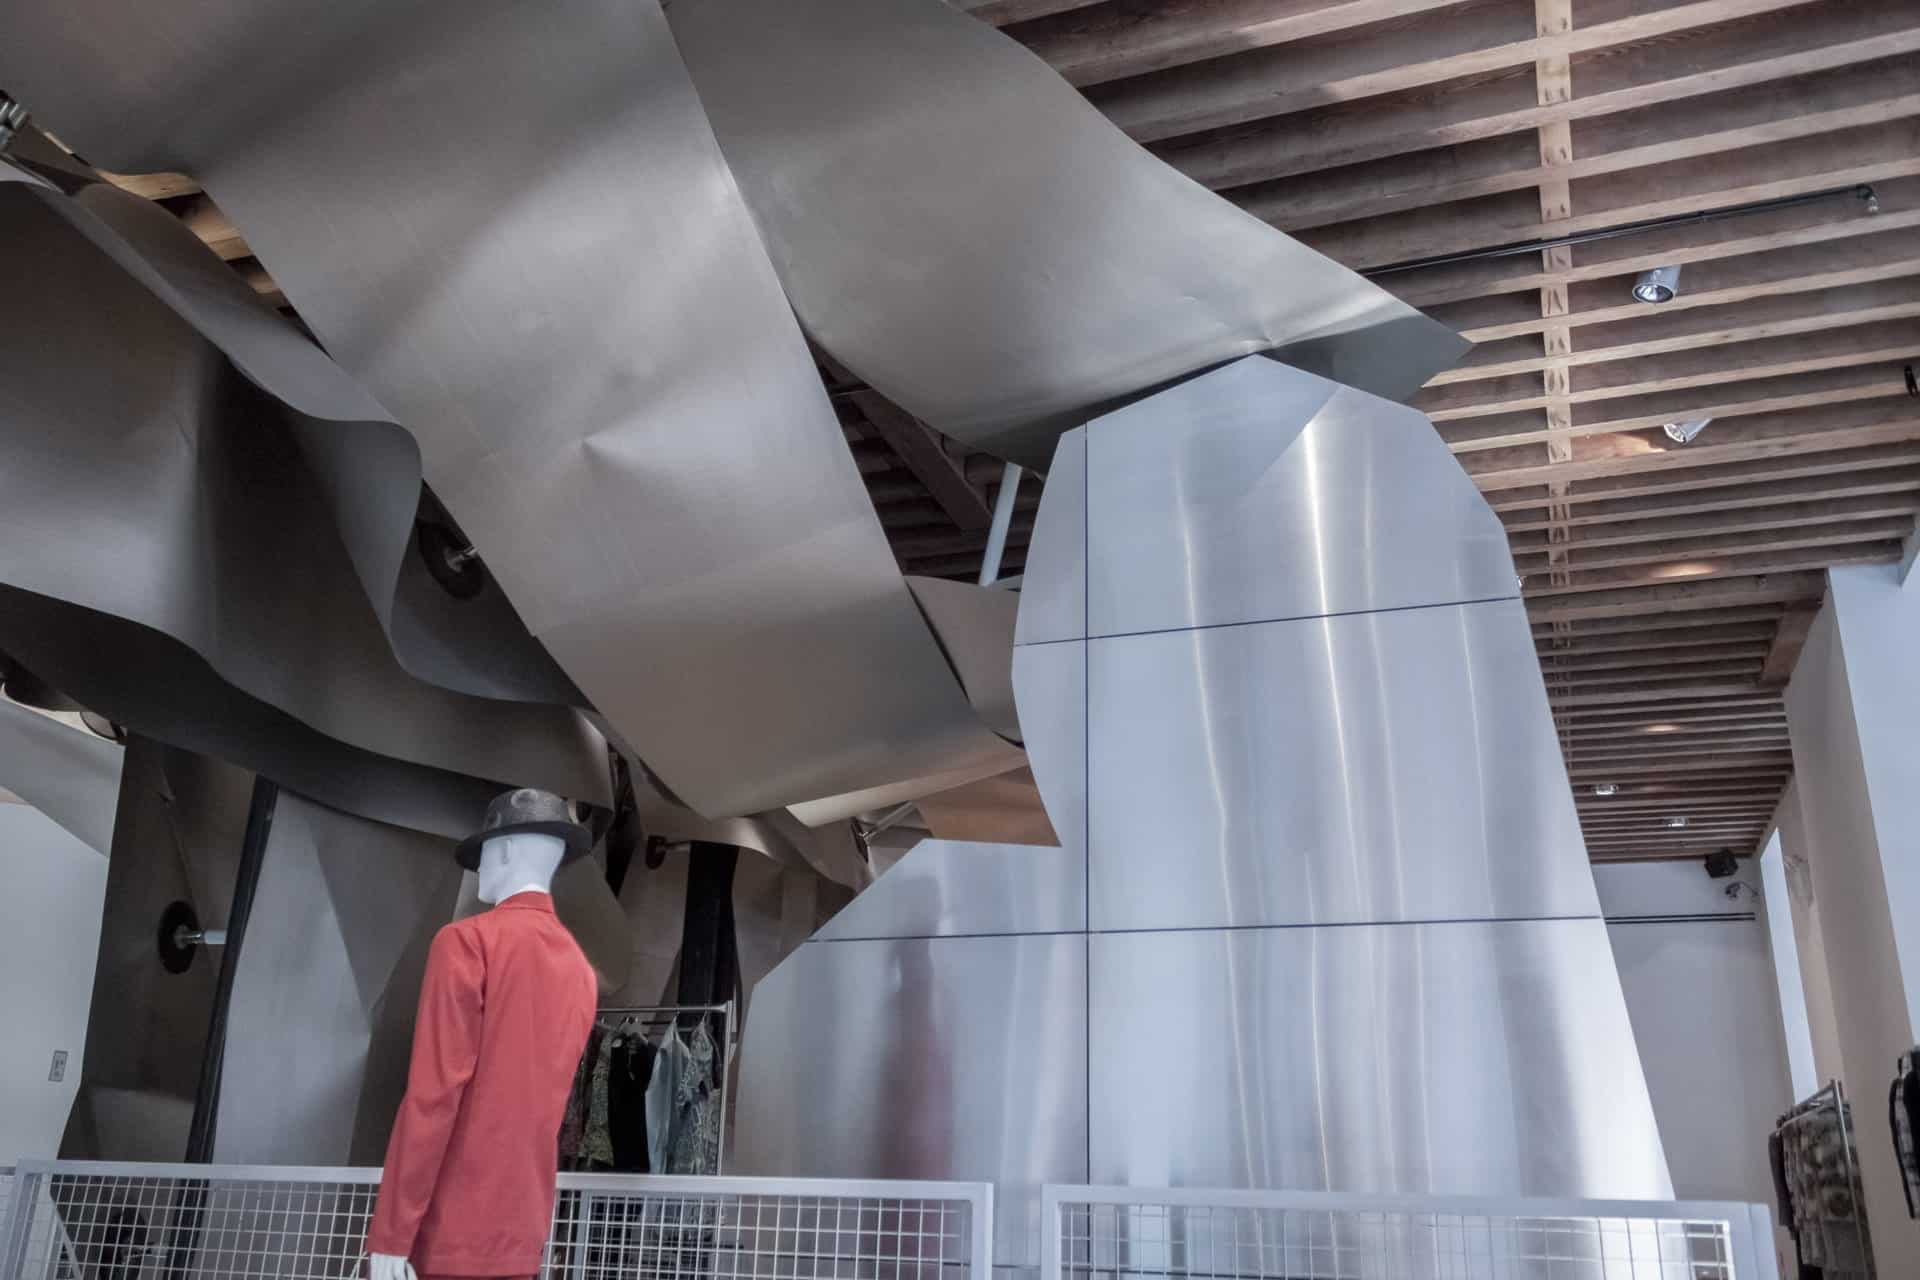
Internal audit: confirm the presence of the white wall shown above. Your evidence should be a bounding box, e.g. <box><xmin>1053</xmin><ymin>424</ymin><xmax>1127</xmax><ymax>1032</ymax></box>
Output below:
<box><xmin>0</xmin><ymin>802</ymin><xmax>107</xmax><ymax>1162</ymax></box>
<box><xmin>1782</xmin><ymin>581</ymin><xmax>1920</xmax><ymax>1270</ymax></box>
<box><xmin>1593</xmin><ymin>863</ymin><xmax>1794</xmax><ymax>1206</ymax></box>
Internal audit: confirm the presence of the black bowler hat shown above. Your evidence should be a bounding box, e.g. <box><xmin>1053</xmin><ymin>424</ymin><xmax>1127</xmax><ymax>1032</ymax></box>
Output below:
<box><xmin>454</xmin><ymin>787</ymin><xmax>593</xmax><ymax>871</ymax></box>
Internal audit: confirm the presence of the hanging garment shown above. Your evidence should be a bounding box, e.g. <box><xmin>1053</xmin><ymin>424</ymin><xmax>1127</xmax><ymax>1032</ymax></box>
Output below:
<box><xmin>1892</xmin><ymin>1049</ymin><xmax>1920</xmax><ymax>1218</ymax></box>
<box><xmin>609</xmin><ymin>1034</ymin><xmax>658</xmax><ymax>1173</ymax></box>
<box><xmin>646</xmin><ymin>1026</ymin><xmax>688</xmax><ymax>1175</ymax></box>
<box><xmin>367</xmin><ymin>893</ymin><xmax>597</xmax><ymax>1277</ymax></box>
<box><xmin>668</xmin><ymin>1021</ymin><xmax>719</xmax><ymax>1176</ymax></box>
<box><xmin>558</xmin><ymin>1024</ymin><xmax>602</xmax><ymax>1165</ymax></box>
<box><xmin>582</xmin><ymin>1028</ymin><xmax>618</xmax><ymax>1168</ymax></box>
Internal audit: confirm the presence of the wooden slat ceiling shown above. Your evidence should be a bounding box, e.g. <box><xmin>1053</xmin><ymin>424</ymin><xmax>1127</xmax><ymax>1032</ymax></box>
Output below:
<box><xmin>79</xmin><ymin>0</ymin><xmax>1920</xmax><ymax>862</ymax></box>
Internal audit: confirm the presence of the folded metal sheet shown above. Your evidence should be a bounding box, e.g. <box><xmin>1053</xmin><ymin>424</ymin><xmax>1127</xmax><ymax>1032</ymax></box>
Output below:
<box><xmin>0</xmin><ymin>0</ymin><xmax>1016</xmax><ymax>820</ymax></box>
<box><xmin>0</xmin><ymin>697</ymin><xmax>124</xmax><ymax>856</ymax></box>
<box><xmin>0</xmin><ymin>190</ymin><xmax>611</xmax><ymax>832</ymax></box>
<box><xmin>667</xmin><ymin>0</ymin><xmax>1470</xmax><ymax>468</ymax></box>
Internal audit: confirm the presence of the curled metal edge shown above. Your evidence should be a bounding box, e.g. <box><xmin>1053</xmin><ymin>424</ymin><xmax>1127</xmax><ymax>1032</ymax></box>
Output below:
<box><xmin>0</xmin><ymin>139</ymin><xmax>583</xmax><ymax>708</ymax></box>
<box><xmin>669</xmin><ymin>0</ymin><xmax>1470</xmax><ymax>468</ymax></box>
<box><xmin>0</xmin><ymin>697</ymin><xmax>124</xmax><ymax>856</ymax></box>
<box><xmin>0</xmin><ymin>191</ymin><xmax>612</xmax><ymax>820</ymax></box>
<box><xmin>0</xmin><ymin>0</ymin><xmax>1014</xmax><ymax>820</ymax></box>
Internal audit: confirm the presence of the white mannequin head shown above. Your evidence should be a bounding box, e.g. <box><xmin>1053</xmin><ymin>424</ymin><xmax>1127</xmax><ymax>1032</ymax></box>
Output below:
<box><xmin>476</xmin><ymin>830</ymin><xmax>566</xmax><ymax>905</ymax></box>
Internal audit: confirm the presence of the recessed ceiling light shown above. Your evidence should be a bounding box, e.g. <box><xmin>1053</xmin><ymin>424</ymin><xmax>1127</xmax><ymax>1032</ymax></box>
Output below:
<box><xmin>1662</xmin><ymin>417</ymin><xmax>1712</xmax><ymax>444</ymax></box>
<box><xmin>1643</xmin><ymin>723</ymin><xmax>1683</xmax><ymax>734</ymax></box>
<box><xmin>1633</xmin><ymin>265</ymin><xmax>1682</xmax><ymax>304</ymax></box>
<box><xmin>1665</xmin><ymin>816</ymin><xmax>1689</xmax><ymax>830</ymax></box>
<box><xmin>1592</xmin><ymin>783</ymin><xmax>1619</xmax><ymax>796</ymax></box>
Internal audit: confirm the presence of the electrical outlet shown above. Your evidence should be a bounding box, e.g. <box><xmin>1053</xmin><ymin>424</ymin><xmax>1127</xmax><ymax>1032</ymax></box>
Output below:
<box><xmin>48</xmin><ymin>1049</ymin><xmax>67</xmax><ymax>1082</ymax></box>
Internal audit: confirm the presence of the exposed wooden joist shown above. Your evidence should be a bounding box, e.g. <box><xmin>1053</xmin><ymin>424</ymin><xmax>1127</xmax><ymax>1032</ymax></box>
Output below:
<box><xmin>848</xmin><ymin>391</ymin><xmax>994</xmax><ymax>531</ymax></box>
<box><xmin>1758</xmin><ymin>604</ymin><xmax>1821</xmax><ymax>687</ymax></box>
<box><xmin>1526</xmin><ymin>569</ymin><xmax>1825</xmax><ymax>621</ymax></box>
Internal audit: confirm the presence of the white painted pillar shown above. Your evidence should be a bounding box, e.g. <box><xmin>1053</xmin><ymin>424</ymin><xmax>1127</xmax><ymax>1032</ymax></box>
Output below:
<box><xmin>1779</xmin><ymin>563</ymin><xmax>1920</xmax><ymax>1271</ymax></box>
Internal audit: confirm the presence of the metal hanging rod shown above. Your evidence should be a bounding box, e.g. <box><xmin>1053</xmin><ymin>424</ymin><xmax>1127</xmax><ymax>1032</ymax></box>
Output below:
<box><xmin>1362</xmin><ymin>183</ymin><xmax>1879</xmax><ymax>278</ymax></box>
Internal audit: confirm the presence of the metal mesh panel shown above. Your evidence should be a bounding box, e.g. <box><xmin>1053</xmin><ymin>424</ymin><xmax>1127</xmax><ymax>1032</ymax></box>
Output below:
<box><xmin>1050</xmin><ymin>1194</ymin><xmax>1760</xmax><ymax>1280</ymax></box>
<box><xmin>0</xmin><ymin>1165</ymin><xmax>987</xmax><ymax>1280</ymax></box>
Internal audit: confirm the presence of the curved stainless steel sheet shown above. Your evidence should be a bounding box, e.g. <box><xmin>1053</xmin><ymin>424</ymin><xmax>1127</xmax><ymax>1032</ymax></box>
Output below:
<box><xmin>0</xmin><ymin>192</ymin><xmax>610</xmax><ymax>820</ymax></box>
<box><xmin>1080</xmin><ymin>358</ymin><xmax>1518</xmax><ymax>637</ymax></box>
<box><xmin>1089</xmin><ymin>921</ymin><xmax>1673</xmax><ymax>1199</ymax></box>
<box><xmin>734</xmin><ymin>932</ymin><xmax>1089</xmax><ymax>1267</ymax></box>
<box><xmin>0</xmin><ymin>697</ymin><xmax>123</xmax><ymax>856</ymax></box>
<box><xmin>1011</xmin><ymin>430</ymin><xmax>1087</xmax><ymax>648</ymax></box>
<box><xmin>0</xmin><ymin>147</ymin><xmax>582</xmax><ymax>708</ymax></box>
<box><xmin>1086</xmin><ymin>600</ymin><xmax>1599</xmax><ymax>932</ymax></box>
<box><xmin>0</xmin><ymin>0</ymin><xmax>1014</xmax><ymax>820</ymax></box>
<box><xmin>1009</xmin><ymin>639</ymin><xmax>1087</xmax><ymax>862</ymax></box>
<box><xmin>667</xmin><ymin>0</ymin><xmax>1469</xmax><ymax>468</ymax></box>
<box><xmin>809</xmin><ymin>839</ymin><xmax>1084</xmax><ymax>941</ymax></box>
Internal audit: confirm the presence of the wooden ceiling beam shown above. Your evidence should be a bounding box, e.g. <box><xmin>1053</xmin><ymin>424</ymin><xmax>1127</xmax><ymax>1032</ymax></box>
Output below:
<box><xmin>1568</xmin><ymin>735</ymin><xmax>1791</xmax><ymax>762</ymax></box>
<box><xmin>1555</xmin><ymin>701</ymin><xmax>1787</xmax><ymax>728</ymax></box>
<box><xmin>1530</xmin><ymin>539</ymin><xmax>1904</xmax><ymax>594</ymax></box>
<box><xmin>1006</xmin><ymin>0</ymin><xmax>1468</xmax><ymax>88</ymax></box>
<box><xmin>1550</xmin><ymin>681</ymin><xmax>1777</xmax><ymax>707</ymax></box>
<box><xmin>1297</xmin><ymin>121</ymin><xmax>1920</xmax><ymax>270</ymax></box>
<box><xmin>1516</xmin><ymin>517</ymin><xmax>1916</xmax><ymax>574</ymax></box>
<box><xmin>1499</xmin><ymin>466</ymin><xmax>1920</xmax><ymax>529</ymax></box>
<box><xmin>1564</xmin><ymin>714</ymin><xmax>1787</xmax><ymax>739</ymax></box>
<box><xmin>1526</xmin><ymin>569</ymin><xmax>1824</xmax><ymax>621</ymax></box>
<box><xmin>1531</xmin><ymin>605</ymin><xmax>1787</xmax><ymax>638</ymax></box>
<box><xmin>1386</xmin><ymin>177</ymin><xmax>1920</xmax><ymax>311</ymax></box>
<box><xmin>1757</xmin><ymin>604</ymin><xmax>1821</xmax><ymax>687</ymax></box>
<box><xmin>1540</xmin><ymin>642</ymin><xmax>1772</xmax><ymax>672</ymax></box>
<box><xmin>849</xmin><ymin>391</ymin><xmax>994</xmax><ymax>531</ymax></box>
<box><xmin>1514</xmin><ymin>495</ymin><xmax>1920</xmax><ymax>557</ymax></box>
<box><xmin>1239</xmin><ymin>75</ymin><xmax>1920</xmax><ymax>232</ymax></box>
<box><xmin>1533</xmin><ymin>621</ymin><xmax>1777</xmax><ymax>653</ymax></box>
<box><xmin>1156</xmin><ymin>3</ymin><xmax>1920</xmax><ymax>194</ymax></box>
<box><xmin>1453</xmin><ymin>364</ymin><xmax>1916</xmax><ymax>459</ymax></box>
<box><xmin>1088</xmin><ymin>0</ymin><xmax>1812</xmax><ymax>145</ymax></box>
<box><xmin>1442</xmin><ymin>225</ymin><xmax>1920</xmax><ymax>346</ymax></box>
<box><xmin>1426</xmin><ymin>316</ymin><xmax>1920</xmax><ymax>419</ymax></box>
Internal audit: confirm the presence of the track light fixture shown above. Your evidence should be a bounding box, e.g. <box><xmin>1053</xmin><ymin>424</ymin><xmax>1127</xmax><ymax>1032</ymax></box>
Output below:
<box><xmin>1592</xmin><ymin>783</ymin><xmax>1618</xmax><ymax>797</ymax></box>
<box><xmin>1632</xmin><ymin>264</ymin><xmax>1681</xmax><ymax>304</ymax></box>
<box><xmin>1663</xmin><ymin>417</ymin><xmax>1712</xmax><ymax>444</ymax></box>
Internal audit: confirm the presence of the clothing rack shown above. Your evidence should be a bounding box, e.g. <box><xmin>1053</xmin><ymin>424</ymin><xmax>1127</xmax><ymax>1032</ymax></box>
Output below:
<box><xmin>583</xmin><ymin>1001</ymin><xmax>736</xmax><ymax>1176</ymax></box>
<box><xmin>1773</xmin><ymin>1079</ymin><xmax>1873</xmax><ymax>1278</ymax></box>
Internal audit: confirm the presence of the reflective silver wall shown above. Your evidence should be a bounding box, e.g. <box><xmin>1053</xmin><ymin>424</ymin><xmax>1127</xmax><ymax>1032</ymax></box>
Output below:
<box><xmin>736</xmin><ymin>359</ymin><xmax>1671</xmax><ymax>1271</ymax></box>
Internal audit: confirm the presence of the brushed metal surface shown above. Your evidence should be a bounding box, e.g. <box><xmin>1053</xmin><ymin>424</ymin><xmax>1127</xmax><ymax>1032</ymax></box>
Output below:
<box><xmin>0</xmin><ymin>153</ymin><xmax>582</xmax><ymax>709</ymax></box>
<box><xmin>1087</xmin><ymin>920</ymin><xmax>1672</xmax><ymax>1199</ymax></box>
<box><xmin>668</xmin><ymin>0</ymin><xmax>1467</xmax><ymax>468</ymax></box>
<box><xmin>0</xmin><ymin>188</ymin><xmax>612</xmax><ymax>830</ymax></box>
<box><xmin>62</xmin><ymin>739</ymin><xmax>253</xmax><ymax>1161</ymax></box>
<box><xmin>0</xmin><ymin>696</ymin><xmax>122</xmax><ymax>856</ymax></box>
<box><xmin>1012</xmin><ymin>430</ymin><xmax>1087</xmax><ymax>648</ymax></box>
<box><xmin>811</xmin><ymin>840</ymin><xmax>1084</xmax><ymax>941</ymax></box>
<box><xmin>0</xmin><ymin>0</ymin><xmax>1011</xmax><ymax>821</ymax></box>
<box><xmin>735</xmin><ymin>934</ymin><xmax>1089</xmax><ymax>1266</ymax></box>
<box><xmin>217</xmin><ymin>792</ymin><xmax>461</xmax><ymax>1164</ymax></box>
<box><xmin>1082</xmin><ymin>359</ymin><xmax>1517</xmax><ymax>637</ymax></box>
<box><xmin>1010</xmin><ymin>641</ymin><xmax>1087</xmax><ymax>863</ymax></box>
<box><xmin>1087</xmin><ymin>599</ymin><xmax>1598</xmax><ymax>931</ymax></box>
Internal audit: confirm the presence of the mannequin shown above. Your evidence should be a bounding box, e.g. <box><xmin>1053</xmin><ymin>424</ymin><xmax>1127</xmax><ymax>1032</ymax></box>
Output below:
<box><xmin>366</xmin><ymin>789</ymin><xmax>597</xmax><ymax>1280</ymax></box>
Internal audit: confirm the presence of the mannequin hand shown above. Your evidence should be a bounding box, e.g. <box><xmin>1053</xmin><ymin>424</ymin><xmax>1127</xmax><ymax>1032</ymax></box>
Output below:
<box><xmin>369</xmin><ymin>1254</ymin><xmax>416</xmax><ymax>1280</ymax></box>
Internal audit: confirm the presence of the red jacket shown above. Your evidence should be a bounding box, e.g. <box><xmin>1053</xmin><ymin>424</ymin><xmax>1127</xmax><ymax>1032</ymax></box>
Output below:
<box><xmin>367</xmin><ymin>893</ymin><xmax>597</xmax><ymax>1276</ymax></box>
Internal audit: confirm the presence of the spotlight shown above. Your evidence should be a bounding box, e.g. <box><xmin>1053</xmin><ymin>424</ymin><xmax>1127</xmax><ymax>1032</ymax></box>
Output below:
<box><xmin>1592</xmin><ymin>783</ymin><xmax>1618</xmax><ymax>797</ymax></box>
<box><xmin>1662</xmin><ymin>417</ymin><xmax>1712</xmax><ymax>445</ymax></box>
<box><xmin>1633</xmin><ymin>265</ymin><xmax>1682</xmax><ymax>304</ymax></box>
<box><xmin>1665</xmin><ymin>815</ymin><xmax>1689</xmax><ymax>830</ymax></box>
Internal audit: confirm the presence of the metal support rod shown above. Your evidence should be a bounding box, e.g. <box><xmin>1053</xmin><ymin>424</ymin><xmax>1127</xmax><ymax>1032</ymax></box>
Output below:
<box><xmin>978</xmin><ymin>461</ymin><xmax>1023</xmax><ymax>586</ymax></box>
<box><xmin>184</xmin><ymin>777</ymin><xmax>279</xmax><ymax>1163</ymax></box>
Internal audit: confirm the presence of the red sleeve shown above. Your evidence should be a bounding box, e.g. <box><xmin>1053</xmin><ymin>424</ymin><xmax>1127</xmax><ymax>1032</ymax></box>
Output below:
<box><xmin>366</xmin><ymin>924</ymin><xmax>485</xmax><ymax>1259</ymax></box>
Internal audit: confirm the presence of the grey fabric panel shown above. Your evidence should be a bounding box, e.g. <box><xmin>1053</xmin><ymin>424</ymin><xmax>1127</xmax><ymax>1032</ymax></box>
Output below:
<box><xmin>0</xmin><ymin>698</ymin><xmax>123</xmax><ymax>855</ymax></box>
<box><xmin>0</xmin><ymin>192</ymin><xmax>610</xmax><ymax>829</ymax></box>
<box><xmin>0</xmin><ymin>152</ymin><xmax>582</xmax><ymax>708</ymax></box>
<box><xmin>667</xmin><ymin>0</ymin><xmax>1469</xmax><ymax>468</ymax></box>
<box><xmin>0</xmin><ymin>0</ymin><xmax>1014</xmax><ymax>821</ymax></box>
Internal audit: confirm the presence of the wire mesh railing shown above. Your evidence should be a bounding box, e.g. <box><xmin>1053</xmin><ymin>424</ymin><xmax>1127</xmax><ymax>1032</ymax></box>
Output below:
<box><xmin>0</xmin><ymin>1162</ymin><xmax>992</xmax><ymax>1280</ymax></box>
<box><xmin>1042</xmin><ymin>1185</ymin><xmax>1779</xmax><ymax>1280</ymax></box>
